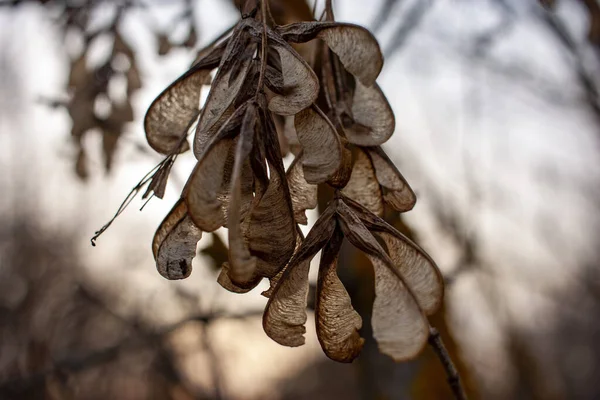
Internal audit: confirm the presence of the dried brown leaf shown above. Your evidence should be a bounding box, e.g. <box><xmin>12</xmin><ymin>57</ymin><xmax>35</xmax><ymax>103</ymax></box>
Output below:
<box><xmin>287</xmin><ymin>153</ymin><xmax>318</xmax><ymax>225</ymax></box>
<box><xmin>277</xmin><ymin>22</ymin><xmax>383</xmax><ymax>86</ymax></box>
<box><xmin>193</xmin><ymin>33</ymin><xmax>252</xmax><ymax>158</ymax></box>
<box><xmin>294</xmin><ymin>106</ymin><xmax>342</xmax><ymax>184</ymax></box>
<box><xmin>184</xmin><ymin>136</ymin><xmax>234</xmax><ymax>232</ymax></box>
<box><xmin>245</xmin><ymin>113</ymin><xmax>296</xmax><ymax>278</ymax></box>
<box><xmin>343</xmin><ymin>196</ymin><xmax>443</xmax><ymax>315</ymax></box>
<box><xmin>265</xmin><ymin>64</ymin><xmax>285</xmax><ymax>95</ymax></box>
<box><xmin>326</xmin><ymin>145</ymin><xmax>353</xmax><ymax>188</ymax></box>
<box><xmin>227</xmin><ymin>103</ymin><xmax>258</xmax><ymax>286</ymax></box>
<box><xmin>263</xmin><ymin>205</ymin><xmax>337</xmax><ymax>346</ymax></box>
<box><xmin>335</xmin><ymin>199</ymin><xmax>389</xmax><ymax>259</ymax></box>
<box><xmin>342</xmin><ymin>148</ymin><xmax>384</xmax><ymax>217</ymax></box>
<box><xmin>336</xmin><ymin>199</ymin><xmax>430</xmax><ymax>361</ymax></box>
<box><xmin>378</xmin><ymin>232</ymin><xmax>443</xmax><ymax>315</ymax></box>
<box><xmin>153</xmin><ymin>200</ymin><xmax>202</xmax><ymax>280</ymax></box>
<box><xmin>217</xmin><ymin>262</ymin><xmax>261</xmax><ymax>293</ymax></box>
<box><xmin>267</xmin><ymin>40</ymin><xmax>319</xmax><ymax>116</ymax></box>
<box><xmin>367</xmin><ymin>255</ymin><xmax>429</xmax><ymax>361</ymax></box>
<box><xmin>144</xmin><ymin>45</ymin><xmax>224</xmax><ymax>155</ymax></box>
<box><xmin>344</xmin><ymin>81</ymin><xmax>395</xmax><ymax>146</ymax></box>
<box><xmin>316</xmin><ymin>227</ymin><xmax>364</xmax><ymax>363</ymax></box>
<box><xmin>366</xmin><ymin>147</ymin><xmax>416</xmax><ymax>212</ymax></box>
<box><xmin>263</xmin><ymin>253</ymin><xmax>311</xmax><ymax>346</ymax></box>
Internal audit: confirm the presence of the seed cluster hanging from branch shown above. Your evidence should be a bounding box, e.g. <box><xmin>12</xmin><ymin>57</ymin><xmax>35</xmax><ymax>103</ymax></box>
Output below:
<box><xmin>93</xmin><ymin>0</ymin><xmax>444</xmax><ymax>364</ymax></box>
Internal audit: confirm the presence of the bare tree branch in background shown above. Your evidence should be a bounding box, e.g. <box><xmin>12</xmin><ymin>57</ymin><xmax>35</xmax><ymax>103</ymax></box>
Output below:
<box><xmin>384</xmin><ymin>0</ymin><xmax>435</xmax><ymax>57</ymax></box>
<box><xmin>538</xmin><ymin>5</ymin><xmax>600</xmax><ymax>134</ymax></box>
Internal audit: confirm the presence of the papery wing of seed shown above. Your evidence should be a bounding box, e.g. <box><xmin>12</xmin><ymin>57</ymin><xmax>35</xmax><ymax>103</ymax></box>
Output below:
<box><xmin>217</xmin><ymin>262</ymin><xmax>262</xmax><ymax>293</ymax></box>
<box><xmin>341</xmin><ymin>148</ymin><xmax>384</xmax><ymax>216</ymax></box>
<box><xmin>344</xmin><ymin>81</ymin><xmax>395</xmax><ymax>147</ymax></box>
<box><xmin>265</xmin><ymin>64</ymin><xmax>285</xmax><ymax>95</ymax></box>
<box><xmin>193</xmin><ymin>30</ymin><xmax>253</xmax><ymax>158</ymax></box>
<box><xmin>342</xmin><ymin>196</ymin><xmax>443</xmax><ymax>315</ymax></box>
<box><xmin>315</xmin><ymin>226</ymin><xmax>365</xmax><ymax>363</ymax></box>
<box><xmin>184</xmin><ymin>104</ymin><xmax>248</xmax><ymax>232</ymax></box>
<box><xmin>227</xmin><ymin>103</ymin><xmax>258</xmax><ymax>286</ymax></box>
<box><xmin>208</xmin><ymin>139</ymin><xmax>254</xmax><ymax>229</ymax></box>
<box><xmin>263</xmin><ymin>205</ymin><xmax>337</xmax><ymax>347</ymax></box>
<box><xmin>267</xmin><ymin>46</ymin><xmax>282</xmax><ymax>73</ymax></box>
<box><xmin>262</xmin><ymin>225</ymin><xmax>304</xmax><ymax>299</ymax></box>
<box><xmin>153</xmin><ymin>200</ymin><xmax>202</xmax><ymax>280</ymax></box>
<box><xmin>245</xmin><ymin>112</ymin><xmax>297</xmax><ymax>279</ymax></box>
<box><xmin>366</xmin><ymin>147</ymin><xmax>416</xmax><ymax>212</ymax></box>
<box><xmin>250</xmin><ymin>136</ymin><xmax>269</xmax><ymax>201</ymax></box>
<box><xmin>267</xmin><ymin>39</ymin><xmax>319</xmax><ymax>116</ymax></box>
<box><xmin>144</xmin><ymin>43</ymin><xmax>225</xmax><ymax>155</ymax></box>
<box><xmin>335</xmin><ymin>199</ymin><xmax>390</xmax><ymax>260</ymax></box>
<box><xmin>185</xmin><ymin>139</ymin><xmax>234</xmax><ymax>231</ymax></box>
<box><xmin>294</xmin><ymin>106</ymin><xmax>342</xmax><ymax>184</ymax></box>
<box><xmin>195</xmin><ymin>103</ymin><xmax>247</xmax><ymax>161</ymax></box>
<box><xmin>366</xmin><ymin>255</ymin><xmax>429</xmax><ymax>361</ymax></box>
<box><xmin>276</xmin><ymin>22</ymin><xmax>383</xmax><ymax>86</ymax></box>
<box><xmin>335</xmin><ymin>200</ymin><xmax>429</xmax><ymax>361</ymax></box>
<box><xmin>326</xmin><ymin>145</ymin><xmax>353</xmax><ymax>189</ymax></box>
<box><xmin>319</xmin><ymin>40</ymin><xmax>335</xmax><ymax>107</ymax></box>
<box><xmin>287</xmin><ymin>152</ymin><xmax>317</xmax><ymax>225</ymax></box>
<box><xmin>195</xmin><ymin>107</ymin><xmax>234</xmax><ymax>157</ymax></box>
<box><xmin>377</xmin><ymin>232</ymin><xmax>444</xmax><ymax>315</ymax></box>
<box><xmin>234</xmin><ymin>60</ymin><xmax>259</xmax><ymax>106</ymax></box>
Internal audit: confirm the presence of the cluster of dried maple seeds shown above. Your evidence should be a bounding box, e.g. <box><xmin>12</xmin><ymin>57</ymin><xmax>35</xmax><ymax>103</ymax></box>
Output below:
<box><xmin>142</xmin><ymin>2</ymin><xmax>444</xmax><ymax>363</ymax></box>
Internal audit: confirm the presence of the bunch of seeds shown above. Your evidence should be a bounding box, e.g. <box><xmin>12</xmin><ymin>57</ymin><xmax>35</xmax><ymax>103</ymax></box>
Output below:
<box><xmin>112</xmin><ymin>0</ymin><xmax>444</xmax><ymax>363</ymax></box>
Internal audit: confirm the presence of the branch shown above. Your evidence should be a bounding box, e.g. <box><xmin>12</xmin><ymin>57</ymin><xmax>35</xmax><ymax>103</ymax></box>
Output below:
<box><xmin>428</xmin><ymin>326</ymin><xmax>468</xmax><ymax>400</ymax></box>
<box><xmin>384</xmin><ymin>0</ymin><xmax>435</xmax><ymax>57</ymax></box>
<box><xmin>538</xmin><ymin>6</ymin><xmax>600</xmax><ymax>131</ymax></box>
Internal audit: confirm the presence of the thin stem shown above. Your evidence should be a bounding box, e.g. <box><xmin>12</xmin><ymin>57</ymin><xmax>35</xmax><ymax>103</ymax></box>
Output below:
<box><xmin>311</xmin><ymin>0</ymin><xmax>319</xmax><ymax>18</ymax></box>
<box><xmin>265</xmin><ymin>0</ymin><xmax>276</xmax><ymax>25</ymax></box>
<box><xmin>428</xmin><ymin>326</ymin><xmax>468</xmax><ymax>400</ymax></box>
<box><xmin>325</xmin><ymin>0</ymin><xmax>334</xmax><ymax>21</ymax></box>
<box><xmin>255</xmin><ymin>0</ymin><xmax>269</xmax><ymax>98</ymax></box>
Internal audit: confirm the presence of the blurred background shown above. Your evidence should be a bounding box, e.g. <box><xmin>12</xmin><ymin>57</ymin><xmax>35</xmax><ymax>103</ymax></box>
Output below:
<box><xmin>1</xmin><ymin>0</ymin><xmax>599</xmax><ymax>398</ymax></box>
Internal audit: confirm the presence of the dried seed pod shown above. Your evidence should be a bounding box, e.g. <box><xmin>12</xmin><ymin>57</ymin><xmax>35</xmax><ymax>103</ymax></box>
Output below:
<box><xmin>263</xmin><ymin>205</ymin><xmax>337</xmax><ymax>346</ymax></box>
<box><xmin>294</xmin><ymin>106</ymin><xmax>342</xmax><ymax>184</ymax></box>
<box><xmin>193</xmin><ymin>36</ymin><xmax>253</xmax><ymax>157</ymax></box>
<box><xmin>153</xmin><ymin>200</ymin><xmax>202</xmax><ymax>280</ymax></box>
<box><xmin>277</xmin><ymin>22</ymin><xmax>384</xmax><ymax>86</ymax></box>
<box><xmin>315</xmin><ymin>226</ymin><xmax>364</xmax><ymax>363</ymax></box>
<box><xmin>227</xmin><ymin>103</ymin><xmax>258</xmax><ymax>286</ymax></box>
<box><xmin>342</xmin><ymin>148</ymin><xmax>384</xmax><ymax>217</ymax></box>
<box><xmin>144</xmin><ymin>43</ymin><xmax>225</xmax><ymax>155</ymax></box>
<box><xmin>366</xmin><ymin>147</ymin><xmax>417</xmax><ymax>212</ymax></box>
<box><xmin>96</xmin><ymin>0</ymin><xmax>446</xmax><ymax>368</ymax></box>
<box><xmin>244</xmin><ymin>110</ymin><xmax>297</xmax><ymax>279</ymax></box>
<box><xmin>267</xmin><ymin>39</ymin><xmax>319</xmax><ymax>116</ymax></box>
<box><xmin>343</xmin><ymin>81</ymin><xmax>395</xmax><ymax>147</ymax></box>
<box><xmin>287</xmin><ymin>152</ymin><xmax>318</xmax><ymax>225</ymax></box>
<box><xmin>184</xmin><ymin>104</ymin><xmax>248</xmax><ymax>231</ymax></box>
